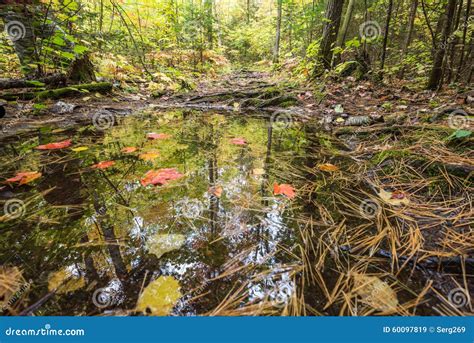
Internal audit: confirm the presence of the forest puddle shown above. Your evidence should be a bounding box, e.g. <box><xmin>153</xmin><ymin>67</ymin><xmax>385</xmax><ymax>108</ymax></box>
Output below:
<box><xmin>0</xmin><ymin>109</ymin><xmax>321</xmax><ymax>315</ymax></box>
<box><xmin>1</xmin><ymin>108</ymin><xmax>470</xmax><ymax>316</ymax></box>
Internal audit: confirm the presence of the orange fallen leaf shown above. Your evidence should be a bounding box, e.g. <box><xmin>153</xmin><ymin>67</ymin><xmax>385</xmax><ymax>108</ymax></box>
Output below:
<box><xmin>208</xmin><ymin>185</ymin><xmax>223</xmax><ymax>198</ymax></box>
<box><xmin>273</xmin><ymin>183</ymin><xmax>296</xmax><ymax>199</ymax></box>
<box><xmin>147</xmin><ymin>133</ymin><xmax>171</xmax><ymax>140</ymax></box>
<box><xmin>6</xmin><ymin>171</ymin><xmax>42</xmax><ymax>185</ymax></box>
<box><xmin>318</xmin><ymin>163</ymin><xmax>340</xmax><ymax>172</ymax></box>
<box><xmin>36</xmin><ymin>139</ymin><xmax>72</xmax><ymax>150</ymax></box>
<box><xmin>140</xmin><ymin>151</ymin><xmax>160</xmax><ymax>161</ymax></box>
<box><xmin>91</xmin><ymin>161</ymin><xmax>115</xmax><ymax>170</ymax></box>
<box><xmin>122</xmin><ymin>147</ymin><xmax>137</xmax><ymax>153</ymax></box>
<box><xmin>141</xmin><ymin>168</ymin><xmax>184</xmax><ymax>186</ymax></box>
<box><xmin>231</xmin><ymin>138</ymin><xmax>247</xmax><ymax>145</ymax></box>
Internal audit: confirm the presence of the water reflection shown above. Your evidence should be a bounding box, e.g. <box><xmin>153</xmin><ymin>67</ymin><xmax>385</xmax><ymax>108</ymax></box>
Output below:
<box><xmin>0</xmin><ymin>109</ymin><xmax>305</xmax><ymax>316</ymax></box>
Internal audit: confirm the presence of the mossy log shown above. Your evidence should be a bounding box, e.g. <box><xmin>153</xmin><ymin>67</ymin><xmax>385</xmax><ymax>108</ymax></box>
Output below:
<box><xmin>0</xmin><ymin>74</ymin><xmax>67</xmax><ymax>90</ymax></box>
<box><xmin>0</xmin><ymin>82</ymin><xmax>113</xmax><ymax>101</ymax></box>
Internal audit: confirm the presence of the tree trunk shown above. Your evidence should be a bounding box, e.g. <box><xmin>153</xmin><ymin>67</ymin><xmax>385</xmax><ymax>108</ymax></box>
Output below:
<box><xmin>398</xmin><ymin>0</ymin><xmax>418</xmax><ymax>78</ymax></box>
<box><xmin>273</xmin><ymin>0</ymin><xmax>283</xmax><ymax>63</ymax></box>
<box><xmin>427</xmin><ymin>0</ymin><xmax>457</xmax><ymax>90</ymax></box>
<box><xmin>336</xmin><ymin>0</ymin><xmax>355</xmax><ymax>48</ymax></box>
<box><xmin>317</xmin><ymin>0</ymin><xmax>345</xmax><ymax>70</ymax></box>
<box><xmin>380</xmin><ymin>0</ymin><xmax>394</xmax><ymax>71</ymax></box>
<box><xmin>456</xmin><ymin>0</ymin><xmax>472</xmax><ymax>81</ymax></box>
<box><xmin>68</xmin><ymin>54</ymin><xmax>96</xmax><ymax>84</ymax></box>
<box><xmin>0</xmin><ymin>7</ymin><xmax>41</xmax><ymax>76</ymax></box>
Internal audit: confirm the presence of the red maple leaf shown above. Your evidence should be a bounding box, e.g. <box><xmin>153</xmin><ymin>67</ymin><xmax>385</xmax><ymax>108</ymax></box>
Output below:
<box><xmin>141</xmin><ymin>168</ymin><xmax>184</xmax><ymax>186</ymax></box>
<box><xmin>5</xmin><ymin>171</ymin><xmax>42</xmax><ymax>185</ymax></box>
<box><xmin>36</xmin><ymin>139</ymin><xmax>72</xmax><ymax>150</ymax></box>
<box><xmin>273</xmin><ymin>183</ymin><xmax>296</xmax><ymax>199</ymax></box>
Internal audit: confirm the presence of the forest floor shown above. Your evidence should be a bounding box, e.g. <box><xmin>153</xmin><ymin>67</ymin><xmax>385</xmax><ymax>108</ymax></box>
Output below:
<box><xmin>0</xmin><ymin>69</ymin><xmax>473</xmax><ymax>316</ymax></box>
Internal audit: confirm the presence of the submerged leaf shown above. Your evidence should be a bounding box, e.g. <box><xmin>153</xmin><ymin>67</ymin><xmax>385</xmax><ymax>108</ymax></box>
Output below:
<box><xmin>141</xmin><ymin>168</ymin><xmax>184</xmax><ymax>186</ymax></box>
<box><xmin>71</xmin><ymin>146</ymin><xmax>89</xmax><ymax>152</ymax></box>
<box><xmin>353</xmin><ymin>274</ymin><xmax>398</xmax><ymax>312</ymax></box>
<box><xmin>136</xmin><ymin>276</ymin><xmax>182</xmax><ymax>316</ymax></box>
<box><xmin>121</xmin><ymin>147</ymin><xmax>137</xmax><ymax>153</ymax></box>
<box><xmin>139</xmin><ymin>151</ymin><xmax>160</xmax><ymax>161</ymax></box>
<box><xmin>231</xmin><ymin>137</ymin><xmax>247</xmax><ymax>145</ymax></box>
<box><xmin>273</xmin><ymin>183</ymin><xmax>296</xmax><ymax>199</ymax></box>
<box><xmin>48</xmin><ymin>268</ymin><xmax>85</xmax><ymax>295</ymax></box>
<box><xmin>208</xmin><ymin>185</ymin><xmax>223</xmax><ymax>198</ymax></box>
<box><xmin>91</xmin><ymin>161</ymin><xmax>115</xmax><ymax>170</ymax></box>
<box><xmin>6</xmin><ymin>171</ymin><xmax>41</xmax><ymax>185</ymax></box>
<box><xmin>36</xmin><ymin>139</ymin><xmax>72</xmax><ymax>150</ymax></box>
<box><xmin>146</xmin><ymin>234</ymin><xmax>186</xmax><ymax>258</ymax></box>
<box><xmin>318</xmin><ymin>163</ymin><xmax>340</xmax><ymax>172</ymax></box>
<box><xmin>147</xmin><ymin>133</ymin><xmax>171</xmax><ymax>140</ymax></box>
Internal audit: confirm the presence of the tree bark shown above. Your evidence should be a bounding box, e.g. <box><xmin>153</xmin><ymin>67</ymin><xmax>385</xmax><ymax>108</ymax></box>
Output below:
<box><xmin>427</xmin><ymin>0</ymin><xmax>457</xmax><ymax>90</ymax></box>
<box><xmin>380</xmin><ymin>0</ymin><xmax>394</xmax><ymax>71</ymax></box>
<box><xmin>398</xmin><ymin>0</ymin><xmax>418</xmax><ymax>78</ymax></box>
<box><xmin>317</xmin><ymin>0</ymin><xmax>345</xmax><ymax>70</ymax></box>
<box><xmin>336</xmin><ymin>0</ymin><xmax>355</xmax><ymax>48</ymax></box>
<box><xmin>273</xmin><ymin>0</ymin><xmax>283</xmax><ymax>63</ymax></box>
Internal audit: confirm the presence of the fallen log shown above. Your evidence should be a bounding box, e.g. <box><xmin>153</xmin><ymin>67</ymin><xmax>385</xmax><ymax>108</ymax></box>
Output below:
<box><xmin>0</xmin><ymin>82</ymin><xmax>113</xmax><ymax>101</ymax></box>
<box><xmin>0</xmin><ymin>74</ymin><xmax>67</xmax><ymax>90</ymax></box>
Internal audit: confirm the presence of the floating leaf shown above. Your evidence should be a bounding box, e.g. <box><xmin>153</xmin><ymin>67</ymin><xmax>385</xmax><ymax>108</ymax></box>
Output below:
<box><xmin>146</xmin><ymin>234</ymin><xmax>186</xmax><ymax>258</ymax></box>
<box><xmin>378</xmin><ymin>189</ymin><xmax>410</xmax><ymax>206</ymax></box>
<box><xmin>139</xmin><ymin>151</ymin><xmax>160</xmax><ymax>161</ymax></box>
<box><xmin>48</xmin><ymin>268</ymin><xmax>85</xmax><ymax>295</ymax></box>
<box><xmin>36</xmin><ymin>139</ymin><xmax>72</xmax><ymax>150</ymax></box>
<box><xmin>273</xmin><ymin>183</ymin><xmax>296</xmax><ymax>199</ymax></box>
<box><xmin>71</xmin><ymin>146</ymin><xmax>88</xmax><ymax>152</ymax></box>
<box><xmin>6</xmin><ymin>171</ymin><xmax>41</xmax><ymax>185</ymax></box>
<box><xmin>147</xmin><ymin>133</ymin><xmax>171</xmax><ymax>140</ymax></box>
<box><xmin>136</xmin><ymin>276</ymin><xmax>181</xmax><ymax>316</ymax></box>
<box><xmin>141</xmin><ymin>168</ymin><xmax>184</xmax><ymax>186</ymax></box>
<box><xmin>91</xmin><ymin>161</ymin><xmax>115</xmax><ymax>170</ymax></box>
<box><xmin>231</xmin><ymin>137</ymin><xmax>247</xmax><ymax>145</ymax></box>
<box><xmin>208</xmin><ymin>185</ymin><xmax>223</xmax><ymax>198</ymax></box>
<box><xmin>318</xmin><ymin>163</ymin><xmax>340</xmax><ymax>172</ymax></box>
<box><xmin>121</xmin><ymin>147</ymin><xmax>137</xmax><ymax>153</ymax></box>
<box><xmin>353</xmin><ymin>274</ymin><xmax>398</xmax><ymax>312</ymax></box>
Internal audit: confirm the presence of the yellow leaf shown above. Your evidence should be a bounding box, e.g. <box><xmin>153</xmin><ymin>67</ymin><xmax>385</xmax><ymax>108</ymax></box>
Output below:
<box><xmin>378</xmin><ymin>189</ymin><xmax>410</xmax><ymax>206</ymax></box>
<box><xmin>136</xmin><ymin>276</ymin><xmax>182</xmax><ymax>316</ymax></box>
<box><xmin>318</xmin><ymin>163</ymin><xmax>340</xmax><ymax>172</ymax></box>
<box><xmin>71</xmin><ymin>146</ymin><xmax>89</xmax><ymax>152</ymax></box>
<box><xmin>139</xmin><ymin>151</ymin><xmax>160</xmax><ymax>161</ymax></box>
<box><xmin>353</xmin><ymin>274</ymin><xmax>398</xmax><ymax>312</ymax></box>
<box><xmin>146</xmin><ymin>234</ymin><xmax>186</xmax><ymax>259</ymax></box>
<box><xmin>0</xmin><ymin>266</ymin><xmax>24</xmax><ymax>309</ymax></box>
<box><xmin>252</xmin><ymin>168</ymin><xmax>265</xmax><ymax>176</ymax></box>
<box><xmin>48</xmin><ymin>268</ymin><xmax>85</xmax><ymax>294</ymax></box>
